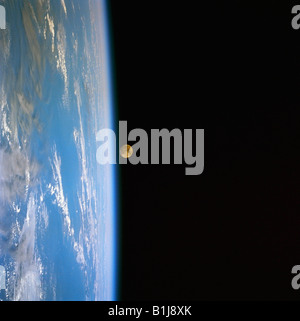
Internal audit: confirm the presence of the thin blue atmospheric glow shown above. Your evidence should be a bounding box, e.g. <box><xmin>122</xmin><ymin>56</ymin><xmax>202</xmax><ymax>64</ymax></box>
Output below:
<box><xmin>101</xmin><ymin>0</ymin><xmax>119</xmax><ymax>301</ymax></box>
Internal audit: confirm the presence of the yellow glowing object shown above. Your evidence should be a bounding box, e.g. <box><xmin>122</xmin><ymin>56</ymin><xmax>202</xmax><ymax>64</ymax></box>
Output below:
<box><xmin>120</xmin><ymin>144</ymin><xmax>133</xmax><ymax>159</ymax></box>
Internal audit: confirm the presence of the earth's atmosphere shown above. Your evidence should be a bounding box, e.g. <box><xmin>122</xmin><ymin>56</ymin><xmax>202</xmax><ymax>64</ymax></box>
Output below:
<box><xmin>0</xmin><ymin>0</ymin><xmax>117</xmax><ymax>301</ymax></box>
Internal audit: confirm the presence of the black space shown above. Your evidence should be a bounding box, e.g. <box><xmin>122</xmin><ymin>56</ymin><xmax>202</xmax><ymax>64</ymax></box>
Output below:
<box><xmin>109</xmin><ymin>1</ymin><xmax>300</xmax><ymax>300</ymax></box>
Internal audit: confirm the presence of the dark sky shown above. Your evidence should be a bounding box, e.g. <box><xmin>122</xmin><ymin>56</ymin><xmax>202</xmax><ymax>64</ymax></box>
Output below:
<box><xmin>109</xmin><ymin>1</ymin><xmax>300</xmax><ymax>300</ymax></box>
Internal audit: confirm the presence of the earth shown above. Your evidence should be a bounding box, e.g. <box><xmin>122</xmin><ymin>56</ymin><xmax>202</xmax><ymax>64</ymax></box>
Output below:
<box><xmin>0</xmin><ymin>0</ymin><xmax>117</xmax><ymax>301</ymax></box>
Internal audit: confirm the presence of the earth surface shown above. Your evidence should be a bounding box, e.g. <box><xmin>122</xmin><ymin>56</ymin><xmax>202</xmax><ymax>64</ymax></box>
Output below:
<box><xmin>0</xmin><ymin>0</ymin><xmax>117</xmax><ymax>301</ymax></box>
